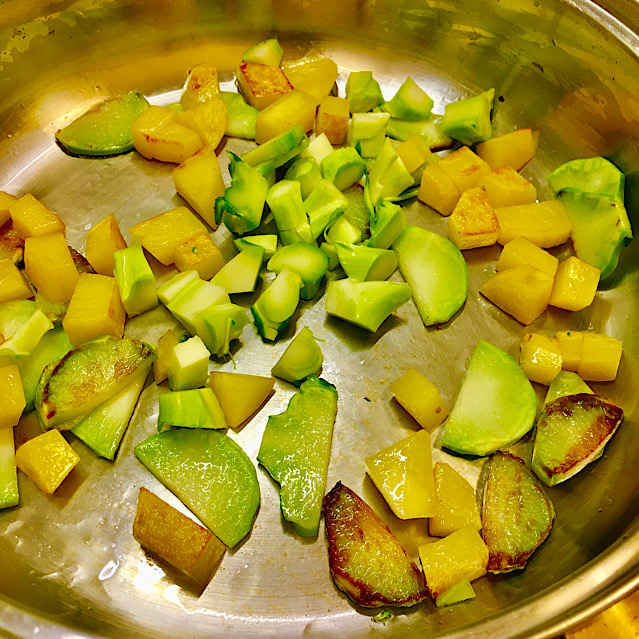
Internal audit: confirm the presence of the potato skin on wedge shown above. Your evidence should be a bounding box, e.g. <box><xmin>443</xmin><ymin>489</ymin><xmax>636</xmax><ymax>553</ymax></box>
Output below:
<box><xmin>323</xmin><ymin>482</ymin><xmax>427</xmax><ymax>608</ymax></box>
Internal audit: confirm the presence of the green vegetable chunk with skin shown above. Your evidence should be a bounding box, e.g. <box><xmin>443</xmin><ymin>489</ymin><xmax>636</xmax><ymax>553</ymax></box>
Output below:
<box><xmin>195</xmin><ymin>303</ymin><xmax>250</xmax><ymax>359</ymax></box>
<box><xmin>435</xmin><ymin>579</ymin><xmax>476</xmax><ymax>607</ymax></box>
<box><xmin>367</xmin><ymin>199</ymin><xmax>407</xmax><ymax>250</ymax></box>
<box><xmin>56</xmin><ymin>91</ymin><xmax>149</xmax><ymax>157</ymax></box>
<box><xmin>267</xmin><ymin>242</ymin><xmax>329</xmax><ymax>300</ymax></box>
<box><xmin>441</xmin><ymin>89</ymin><xmax>494</xmax><ymax>145</ymax></box>
<box><xmin>266</xmin><ymin>180</ymin><xmax>315</xmax><ymax>246</ymax></box>
<box><xmin>211</xmin><ymin>245</ymin><xmax>265</xmax><ymax>294</ymax></box>
<box><xmin>271</xmin><ymin>326</ymin><xmax>323</xmax><ymax>384</ymax></box>
<box><xmin>135</xmin><ymin>428</ymin><xmax>260</xmax><ymax>548</ymax></box>
<box><xmin>251</xmin><ymin>269</ymin><xmax>303</xmax><ymax>341</ymax></box>
<box><xmin>382</xmin><ymin>77</ymin><xmax>434</xmax><ymax>120</ymax></box>
<box><xmin>482</xmin><ymin>451</ymin><xmax>554</xmax><ymax>573</ymax></box>
<box><xmin>113</xmin><ymin>243</ymin><xmax>158</xmax><ymax>317</ymax></box>
<box><xmin>242</xmin><ymin>38</ymin><xmax>283</xmax><ymax>67</ymax></box>
<box><xmin>157</xmin><ymin>387</ymin><xmax>227</xmax><ymax>431</ymax></box>
<box><xmin>335</xmin><ymin>243</ymin><xmax>398</xmax><ymax>282</ymax></box>
<box><xmin>220</xmin><ymin>92</ymin><xmax>258</xmax><ymax>140</ymax></box>
<box><xmin>345</xmin><ymin>71</ymin><xmax>385</xmax><ymax>113</ymax></box>
<box><xmin>542</xmin><ymin>370</ymin><xmax>593</xmax><ymax>408</ymax></box>
<box><xmin>258</xmin><ymin>376</ymin><xmax>337</xmax><ymax>537</ymax></box>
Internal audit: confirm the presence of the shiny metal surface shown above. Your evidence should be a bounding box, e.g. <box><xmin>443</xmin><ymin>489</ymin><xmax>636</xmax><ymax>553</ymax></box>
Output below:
<box><xmin>0</xmin><ymin>1</ymin><xmax>638</xmax><ymax>638</ymax></box>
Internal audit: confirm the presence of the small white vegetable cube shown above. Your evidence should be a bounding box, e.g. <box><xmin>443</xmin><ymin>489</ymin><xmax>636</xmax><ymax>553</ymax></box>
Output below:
<box><xmin>168</xmin><ymin>336</ymin><xmax>211</xmax><ymax>391</ymax></box>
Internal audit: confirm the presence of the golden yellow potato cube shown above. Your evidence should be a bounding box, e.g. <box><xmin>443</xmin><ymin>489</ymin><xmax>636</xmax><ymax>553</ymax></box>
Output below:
<box><xmin>496</xmin><ymin>237</ymin><xmax>558</xmax><ymax>279</ymax></box>
<box><xmin>85</xmin><ymin>214</ymin><xmax>127</xmax><ymax>276</ymax></box>
<box><xmin>0</xmin><ymin>191</ymin><xmax>17</xmax><ymax>227</ymax></box>
<box><xmin>208</xmin><ymin>370</ymin><xmax>275</xmax><ymax>428</ymax></box>
<box><xmin>153</xmin><ymin>329</ymin><xmax>180</xmax><ymax>385</ymax></box>
<box><xmin>62</xmin><ymin>273</ymin><xmax>126</xmax><ymax>346</ymax></box>
<box><xmin>283</xmin><ymin>52</ymin><xmax>339</xmax><ymax>105</ymax></box>
<box><xmin>236</xmin><ymin>62</ymin><xmax>293</xmax><ymax>110</ymax></box>
<box><xmin>496</xmin><ymin>200</ymin><xmax>572</xmax><ymax>248</ymax></box>
<box><xmin>0</xmin><ymin>258</ymin><xmax>33</xmax><ymax>303</ymax></box>
<box><xmin>418</xmin><ymin>162</ymin><xmax>460</xmax><ymax>217</ymax></box>
<box><xmin>9</xmin><ymin>194</ymin><xmax>65</xmax><ymax>239</ymax></box>
<box><xmin>24</xmin><ymin>232</ymin><xmax>79</xmax><ymax>303</ymax></box>
<box><xmin>429</xmin><ymin>463</ymin><xmax>482</xmax><ymax>537</ymax></box>
<box><xmin>520</xmin><ymin>333</ymin><xmax>563</xmax><ymax>385</ymax></box>
<box><xmin>578</xmin><ymin>332</ymin><xmax>622</xmax><ymax>382</ymax></box>
<box><xmin>0</xmin><ymin>365</ymin><xmax>26</xmax><ymax>429</ymax></box>
<box><xmin>476</xmin><ymin>165</ymin><xmax>538</xmax><ymax>208</ymax></box>
<box><xmin>133</xmin><ymin>487</ymin><xmax>225</xmax><ymax>586</ymax></box>
<box><xmin>480</xmin><ymin>264</ymin><xmax>554</xmax><ymax>325</ymax></box>
<box><xmin>15</xmin><ymin>429</ymin><xmax>80</xmax><ymax>494</ymax></box>
<box><xmin>418</xmin><ymin>526</ymin><xmax>488</xmax><ymax>599</ymax></box>
<box><xmin>172</xmin><ymin>146</ymin><xmax>226</xmax><ymax>229</ymax></box>
<box><xmin>555</xmin><ymin>330</ymin><xmax>583</xmax><ymax>372</ymax></box>
<box><xmin>448</xmin><ymin>187</ymin><xmax>499</xmax><ymax>250</ymax></box>
<box><xmin>439</xmin><ymin>146</ymin><xmax>491</xmax><ymax>193</ymax></box>
<box><xmin>396</xmin><ymin>133</ymin><xmax>433</xmax><ymax>174</ymax></box>
<box><xmin>174</xmin><ymin>232</ymin><xmax>224</xmax><ymax>280</ymax></box>
<box><xmin>129</xmin><ymin>206</ymin><xmax>207</xmax><ymax>266</ymax></box>
<box><xmin>365</xmin><ymin>429</ymin><xmax>436</xmax><ymax>520</ymax></box>
<box><xmin>549</xmin><ymin>256</ymin><xmax>600</xmax><ymax>312</ymax></box>
<box><xmin>180</xmin><ymin>62</ymin><xmax>221</xmax><ymax>110</ymax></box>
<box><xmin>176</xmin><ymin>99</ymin><xmax>227</xmax><ymax>150</ymax></box>
<box><xmin>390</xmin><ymin>369</ymin><xmax>448</xmax><ymax>431</ymax></box>
<box><xmin>475</xmin><ymin>128</ymin><xmax>539</xmax><ymax>171</ymax></box>
<box><xmin>315</xmin><ymin>96</ymin><xmax>350</xmax><ymax>145</ymax></box>
<box><xmin>255</xmin><ymin>91</ymin><xmax>318</xmax><ymax>145</ymax></box>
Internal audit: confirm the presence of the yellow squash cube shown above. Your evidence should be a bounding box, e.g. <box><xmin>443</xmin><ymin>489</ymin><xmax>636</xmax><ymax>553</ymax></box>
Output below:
<box><xmin>174</xmin><ymin>232</ymin><xmax>224</xmax><ymax>280</ymax></box>
<box><xmin>129</xmin><ymin>206</ymin><xmax>207</xmax><ymax>266</ymax></box>
<box><xmin>85</xmin><ymin>214</ymin><xmax>127</xmax><ymax>276</ymax></box>
<box><xmin>520</xmin><ymin>333</ymin><xmax>563</xmax><ymax>385</ymax></box>
<box><xmin>390</xmin><ymin>369</ymin><xmax>448</xmax><ymax>431</ymax></box>
<box><xmin>555</xmin><ymin>330</ymin><xmax>583</xmax><ymax>372</ymax></box>
<box><xmin>315</xmin><ymin>96</ymin><xmax>350</xmax><ymax>145</ymax></box>
<box><xmin>153</xmin><ymin>329</ymin><xmax>180</xmax><ymax>385</ymax></box>
<box><xmin>9</xmin><ymin>193</ymin><xmax>65</xmax><ymax>239</ymax></box>
<box><xmin>418</xmin><ymin>162</ymin><xmax>460</xmax><ymax>217</ymax></box>
<box><xmin>396</xmin><ymin>133</ymin><xmax>433</xmax><ymax>174</ymax></box>
<box><xmin>496</xmin><ymin>200</ymin><xmax>572</xmax><ymax>248</ymax></box>
<box><xmin>208</xmin><ymin>370</ymin><xmax>275</xmax><ymax>428</ymax></box>
<box><xmin>255</xmin><ymin>91</ymin><xmax>318</xmax><ymax>145</ymax></box>
<box><xmin>549</xmin><ymin>256</ymin><xmax>600</xmax><ymax>312</ymax></box>
<box><xmin>0</xmin><ymin>258</ymin><xmax>33</xmax><ymax>303</ymax></box>
<box><xmin>475</xmin><ymin>128</ymin><xmax>539</xmax><ymax>171</ymax></box>
<box><xmin>496</xmin><ymin>237</ymin><xmax>558</xmax><ymax>278</ymax></box>
<box><xmin>480</xmin><ymin>264</ymin><xmax>554</xmax><ymax>325</ymax></box>
<box><xmin>15</xmin><ymin>429</ymin><xmax>80</xmax><ymax>494</ymax></box>
<box><xmin>62</xmin><ymin>273</ymin><xmax>126</xmax><ymax>346</ymax></box>
<box><xmin>365</xmin><ymin>429</ymin><xmax>436</xmax><ymax>520</ymax></box>
<box><xmin>0</xmin><ymin>365</ymin><xmax>26</xmax><ymax>429</ymax></box>
<box><xmin>439</xmin><ymin>146</ymin><xmax>492</xmax><ymax>193</ymax></box>
<box><xmin>418</xmin><ymin>526</ymin><xmax>488</xmax><ymax>599</ymax></box>
<box><xmin>578</xmin><ymin>332</ymin><xmax>622</xmax><ymax>381</ymax></box>
<box><xmin>448</xmin><ymin>186</ymin><xmax>499</xmax><ymax>250</ymax></box>
<box><xmin>176</xmin><ymin>99</ymin><xmax>227</xmax><ymax>150</ymax></box>
<box><xmin>236</xmin><ymin>62</ymin><xmax>293</xmax><ymax>110</ymax></box>
<box><xmin>180</xmin><ymin>62</ymin><xmax>221</xmax><ymax>110</ymax></box>
<box><xmin>283</xmin><ymin>52</ymin><xmax>339</xmax><ymax>105</ymax></box>
<box><xmin>172</xmin><ymin>146</ymin><xmax>226</xmax><ymax>229</ymax></box>
<box><xmin>429</xmin><ymin>463</ymin><xmax>482</xmax><ymax>537</ymax></box>
<box><xmin>24</xmin><ymin>233</ymin><xmax>79</xmax><ymax>303</ymax></box>
<box><xmin>476</xmin><ymin>165</ymin><xmax>538</xmax><ymax>208</ymax></box>
<box><xmin>0</xmin><ymin>191</ymin><xmax>17</xmax><ymax>227</ymax></box>
<box><xmin>133</xmin><ymin>487</ymin><xmax>225</xmax><ymax>587</ymax></box>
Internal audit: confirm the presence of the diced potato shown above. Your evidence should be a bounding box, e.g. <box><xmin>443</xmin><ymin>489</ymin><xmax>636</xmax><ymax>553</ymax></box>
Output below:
<box><xmin>0</xmin><ymin>365</ymin><xmax>26</xmax><ymax>429</ymax></box>
<box><xmin>429</xmin><ymin>462</ymin><xmax>482</xmax><ymax>537</ymax></box>
<box><xmin>555</xmin><ymin>330</ymin><xmax>583</xmax><ymax>372</ymax></box>
<box><xmin>283</xmin><ymin>52</ymin><xmax>339</xmax><ymax>105</ymax></box>
<box><xmin>174</xmin><ymin>232</ymin><xmax>224</xmax><ymax>280</ymax></box>
<box><xmin>180</xmin><ymin>62</ymin><xmax>221</xmax><ymax>110</ymax></box>
<box><xmin>129</xmin><ymin>206</ymin><xmax>207</xmax><ymax>266</ymax></box>
<box><xmin>480</xmin><ymin>264</ymin><xmax>554</xmax><ymax>325</ymax></box>
<box><xmin>520</xmin><ymin>333</ymin><xmax>563</xmax><ymax>385</ymax></box>
<box><xmin>62</xmin><ymin>273</ymin><xmax>126</xmax><ymax>346</ymax></box>
<box><xmin>0</xmin><ymin>191</ymin><xmax>17</xmax><ymax>227</ymax></box>
<box><xmin>495</xmin><ymin>200</ymin><xmax>572</xmax><ymax>248</ymax></box>
<box><xmin>396</xmin><ymin>133</ymin><xmax>432</xmax><ymax>174</ymax></box>
<box><xmin>390</xmin><ymin>369</ymin><xmax>448</xmax><ymax>430</ymax></box>
<box><xmin>448</xmin><ymin>187</ymin><xmax>499</xmax><ymax>250</ymax></box>
<box><xmin>236</xmin><ymin>62</ymin><xmax>293</xmax><ymax>110</ymax></box>
<box><xmin>9</xmin><ymin>194</ymin><xmax>65</xmax><ymax>239</ymax></box>
<box><xmin>418</xmin><ymin>526</ymin><xmax>489</xmax><ymax>599</ymax></box>
<box><xmin>176</xmin><ymin>99</ymin><xmax>227</xmax><ymax>150</ymax></box>
<box><xmin>172</xmin><ymin>146</ymin><xmax>226</xmax><ymax>229</ymax></box>
<box><xmin>24</xmin><ymin>232</ymin><xmax>79</xmax><ymax>303</ymax></box>
<box><xmin>153</xmin><ymin>329</ymin><xmax>180</xmax><ymax>385</ymax></box>
<box><xmin>496</xmin><ymin>237</ymin><xmax>558</xmax><ymax>278</ymax></box>
<box><xmin>0</xmin><ymin>258</ymin><xmax>33</xmax><ymax>303</ymax></box>
<box><xmin>255</xmin><ymin>91</ymin><xmax>317</xmax><ymax>144</ymax></box>
<box><xmin>133</xmin><ymin>487</ymin><xmax>225</xmax><ymax>586</ymax></box>
<box><xmin>85</xmin><ymin>214</ymin><xmax>127</xmax><ymax>276</ymax></box>
<box><xmin>476</xmin><ymin>165</ymin><xmax>537</xmax><ymax>208</ymax></box>
<box><xmin>365</xmin><ymin>429</ymin><xmax>436</xmax><ymax>519</ymax></box>
<box><xmin>578</xmin><ymin>332</ymin><xmax>622</xmax><ymax>382</ymax></box>
<box><xmin>475</xmin><ymin>128</ymin><xmax>539</xmax><ymax>171</ymax></box>
<box><xmin>208</xmin><ymin>370</ymin><xmax>275</xmax><ymax>428</ymax></box>
<box><xmin>315</xmin><ymin>96</ymin><xmax>349</xmax><ymax>145</ymax></box>
<box><xmin>439</xmin><ymin>146</ymin><xmax>491</xmax><ymax>193</ymax></box>
<box><xmin>418</xmin><ymin>162</ymin><xmax>460</xmax><ymax>217</ymax></box>
<box><xmin>15</xmin><ymin>429</ymin><xmax>80</xmax><ymax>494</ymax></box>
<box><xmin>549</xmin><ymin>256</ymin><xmax>600</xmax><ymax>312</ymax></box>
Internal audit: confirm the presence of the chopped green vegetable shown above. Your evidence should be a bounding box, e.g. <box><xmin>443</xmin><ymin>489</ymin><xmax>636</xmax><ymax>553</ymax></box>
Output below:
<box><xmin>320</xmin><ymin>147</ymin><xmax>367</xmax><ymax>191</ymax></box>
<box><xmin>441</xmin><ymin>89</ymin><xmax>494</xmax><ymax>145</ymax></box>
<box><xmin>220</xmin><ymin>91</ymin><xmax>258</xmax><ymax>140</ymax></box>
<box><xmin>382</xmin><ymin>77</ymin><xmax>434</xmax><ymax>120</ymax></box>
<box><xmin>304</xmin><ymin>179</ymin><xmax>348</xmax><ymax>239</ymax></box>
<box><xmin>157</xmin><ymin>387</ymin><xmax>227</xmax><ymax>431</ymax></box>
<box><xmin>266</xmin><ymin>180</ymin><xmax>314</xmax><ymax>246</ymax></box>
<box><xmin>113</xmin><ymin>244</ymin><xmax>158</xmax><ymax>317</ymax></box>
<box><xmin>267</xmin><ymin>242</ymin><xmax>329</xmax><ymax>300</ymax></box>
<box><xmin>242</xmin><ymin>38</ymin><xmax>283</xmax><ymax>67</ymax></box>
<box><xmin>251</xmin><ymin>269</ymin><xmax>303</xmax><ymax>341</ymax></box>
<box><xmin>271</xmin><ymin>326</ymin><xmax>323</xmax><ymax>384</ymax></box>
<box><xmin>345</xmin><ymin>71</ymin><xmax>385</xmax><ymax>113</ymax></box>
<box><xmin>211</xmin><ymin>245</ymin><xmax>265</xmax><ymax>294</ymax></box>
